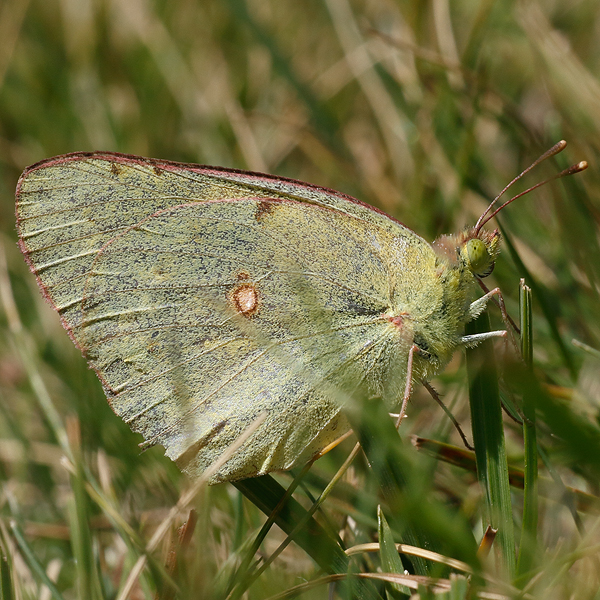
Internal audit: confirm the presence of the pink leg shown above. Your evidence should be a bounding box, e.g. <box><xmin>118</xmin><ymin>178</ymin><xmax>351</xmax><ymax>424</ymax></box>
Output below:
<box><xmin>395</xmin><ymin>343</ymin><xmax>419</xmax><ymax>429</ymax></box>
<box><xmin>476</xmin><ymin>280</ymin><xmax>519</xmax><ymax>335</ymax></box>
<box><xmin>474</xmin><ymin>282</ymin><xmax>520</xmax><ymax>356</ymax></box>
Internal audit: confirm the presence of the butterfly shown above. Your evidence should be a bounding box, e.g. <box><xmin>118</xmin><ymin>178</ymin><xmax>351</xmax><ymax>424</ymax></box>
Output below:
<box><xmin>16</xmin><ymin>146</ymin><xmax>584</xmax><ymax>483</ymax></box>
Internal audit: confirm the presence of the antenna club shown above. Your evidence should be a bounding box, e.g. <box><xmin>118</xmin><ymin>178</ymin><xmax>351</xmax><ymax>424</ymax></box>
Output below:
<box><xmin>544</xmin><ymin>140</ymin><xmax>567</xmax><ymax>159</ymax></box>
<box><xmin>560</xmin><ymin>161</ymin><xmax>589</xmax><ymax>177</ymax></box>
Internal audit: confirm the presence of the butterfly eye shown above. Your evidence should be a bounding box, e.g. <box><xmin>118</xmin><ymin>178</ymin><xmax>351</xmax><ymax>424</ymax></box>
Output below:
<box><xmin>465</xmin><ymin>238</ymin><xmax>494</xmax><ymax>278</ymax></box>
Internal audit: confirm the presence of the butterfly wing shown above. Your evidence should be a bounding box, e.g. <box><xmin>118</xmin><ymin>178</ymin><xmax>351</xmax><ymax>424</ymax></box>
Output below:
<box><xmin>16</xmin><ymin>153</ymin><xmax>432</xmax><ymax>482</ymax></box>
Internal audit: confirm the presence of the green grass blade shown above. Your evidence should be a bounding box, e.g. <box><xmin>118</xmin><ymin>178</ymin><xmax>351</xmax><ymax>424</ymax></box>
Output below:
<box><xmin>572</xmin><ymin>339</ymin><xmax>600</xmax><ymax>360</ymax></box>
<box><xmin>465</xmin><ymin>312</ymin><xmax>516</xmax><ymax>578</ymax></box>
<box><xmin>344</xmin><ymin>395</ymin><xmax>433</xmax><ymax>577</ymax></box>
<box><xmin>517</xmin><ymin>280</ymin><xmax>538</xmax><ymax>578</ymax></box>
<box><xmin>448</xmin><ymin>574</ymin><xmax>470</xmax><ymax>600</ymax></box>
<box><xmin>65</xmin><ymin>420</ymin><xmax>105</xmax><ymax>600</ymax></box>
<box><xmin>377</xmin><ymin>506</ymin><xmax>411</xmax><ymax>598</ymax></box>
<box><xmin>227</xmin><ymin>464</ymin><xmax>313</xmax><ymax>599</ymax></box>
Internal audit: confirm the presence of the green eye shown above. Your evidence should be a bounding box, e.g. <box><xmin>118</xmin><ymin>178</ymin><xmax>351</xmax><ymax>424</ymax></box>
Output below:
<box><xmin>465</xmin><ymin>238</ymin><xmax>494</xmax><ymax>277</ymax></box>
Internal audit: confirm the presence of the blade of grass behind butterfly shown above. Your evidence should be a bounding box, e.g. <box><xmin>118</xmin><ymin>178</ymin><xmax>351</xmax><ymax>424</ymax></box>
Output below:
<box><xmin>465</xmin><ymin>312</ymin><xmax>516</xmax><ymax>579</ymax></box>
<box><xmin>343</xmin><ymin>393</ymin><xmax>429</xmax><ymax>577</ymax></box>
<box><xmin>228</xmin><ymin>448</ymin><xmax>382</xmax><ymax>600</ymax></box>
<box><xmin>516</xmin><ymin>280</ymin><xmax>538</xmax><ymax>579</ymax></box>
<box><xmin>498</xmin><ymin>222</ymin><xmax>576</xmax><ymax>379</ymax></box>
<box><xmin>233</xmin><ymin>475</ymin><xmax>382</xmax><ymax>600</ymax></box>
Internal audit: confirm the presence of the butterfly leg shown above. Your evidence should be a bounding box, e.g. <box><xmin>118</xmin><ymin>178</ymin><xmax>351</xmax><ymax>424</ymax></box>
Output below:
<box><xmin>467</xmin><ymin>287</ymin><xmax>501</xmax><ymax>321</ymax></box>
<box><xmin>477</xmin><ymin>282</ymin><xmax>519</xmax><ymax>333</ymax></box>
<box><xmin>468</xmin><ymin>285</ymin><xmax>520</xmax><ymax>355</ymax></box>
<box><xmin>422</xmin><ymin>381</ymin><xmax>474</xmax><ymax>450</ymax></box>
<box><xmin>460</xmin><ymin>329</ymin><xmax>506</xmax><ymax>347</ymax></box>
<box><xmin>395</xmin><ymin>343</ymin><xmax>420</xmax><ymax>429</ymax></box>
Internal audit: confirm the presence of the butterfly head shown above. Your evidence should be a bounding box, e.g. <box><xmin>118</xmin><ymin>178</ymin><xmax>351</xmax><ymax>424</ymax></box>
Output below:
<box><xmin>459</xmin><ymin>228</ymin><xmax>501</xmax><ymax>278</ymax></box>
<box><xmin>433</xmin><ymin>227</ymin><xmax>501</xmax><ymax>280</ymax></box>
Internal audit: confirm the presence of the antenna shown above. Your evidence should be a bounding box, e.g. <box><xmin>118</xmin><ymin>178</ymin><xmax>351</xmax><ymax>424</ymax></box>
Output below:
<box><xmin>474</xmin><ymin>141</ymin><xmax>587</xmax><ymax>234</ymax></box>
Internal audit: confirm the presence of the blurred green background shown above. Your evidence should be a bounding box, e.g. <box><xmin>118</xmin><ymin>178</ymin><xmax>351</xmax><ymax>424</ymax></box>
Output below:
<box><xmin>1</xmin><ymin>0</ymin><xmax>600</xmax><ymax>598</ymax></box>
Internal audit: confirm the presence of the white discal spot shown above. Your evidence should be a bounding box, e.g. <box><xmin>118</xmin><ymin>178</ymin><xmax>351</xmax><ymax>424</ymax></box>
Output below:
<box><xmin>232</xmin><ymin>283</ymin><xmax>259</xmax><ymax>316</ymax></box>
